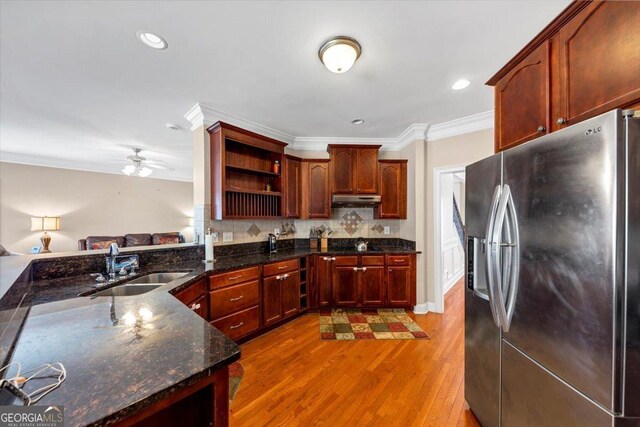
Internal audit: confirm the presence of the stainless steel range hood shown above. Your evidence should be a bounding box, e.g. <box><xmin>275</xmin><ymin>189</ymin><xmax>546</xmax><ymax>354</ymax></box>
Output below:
<box><xmin>331</xmin><ymin>194</ymin><xmax>381</xmax><ymax>207</ymax></box>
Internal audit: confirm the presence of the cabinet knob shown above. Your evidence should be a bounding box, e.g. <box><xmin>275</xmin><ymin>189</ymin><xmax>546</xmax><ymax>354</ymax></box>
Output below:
<box><xmin>556</xmin><ymin>118</ymin><xmax>566</xmax><ymax>125</ymax></box>
<box><xmin>331</xmin><ymin>257</ymin><xmax>336</xmax><ymax>261</ymax></box>
<box><xmin>537</xmin><ymin>125</ymin><xmax>546</xmax><ymax>133</ymax></box>
<box><xmin>190</xmin><ymin>303</ymin><xmax>201</xmax><ymax>310</ymax></box>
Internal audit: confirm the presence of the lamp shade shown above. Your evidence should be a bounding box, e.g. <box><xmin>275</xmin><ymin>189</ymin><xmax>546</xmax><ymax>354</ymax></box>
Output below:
<box><xmin>31</xmin><ymin>216</ymin><xmax>61</xmax><ymax>231</ymax></box>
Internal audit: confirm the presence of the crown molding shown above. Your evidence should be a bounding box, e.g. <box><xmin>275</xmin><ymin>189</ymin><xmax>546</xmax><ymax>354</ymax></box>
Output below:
<box><xmin>184</xmin><ymin>103</ymin><xmax>296</xmax><ymax>144</ymax></box>
<box><xmin>185</xmin><ymin>102</ymin><xmax>493</xmax><ymax>151</ymax></box>
<box><xmin>426</xmin><ymin>110</ymin><xmax>494</xmax><ymax>142</ymax></box>
<box><xmin>0</xmin><ymin>152</ymin><xmax>193</xmax><ymax>182</ymax></box>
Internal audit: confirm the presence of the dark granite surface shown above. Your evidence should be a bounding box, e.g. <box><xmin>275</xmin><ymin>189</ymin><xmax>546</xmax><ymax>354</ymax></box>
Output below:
<box><xmin>3</xmin><ymin>239</ymin><xmax>418</xmax><ymax>426</ymax></box>
<box><xmin>6</xmin><ymin>292</ymin><xmax>239</xmax><ymax>427</ymax></box>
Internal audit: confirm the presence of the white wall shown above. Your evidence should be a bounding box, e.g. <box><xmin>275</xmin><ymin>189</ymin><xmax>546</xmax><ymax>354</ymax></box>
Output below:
<box><xmin>424</xmin><ymin>128</ymin><xmax>494</xmax><ymax>304</ymax></box>
<box><xmin>0</xmin><ymin>162</ymin><xmax>194</xmax><ymax>253</ymax></box>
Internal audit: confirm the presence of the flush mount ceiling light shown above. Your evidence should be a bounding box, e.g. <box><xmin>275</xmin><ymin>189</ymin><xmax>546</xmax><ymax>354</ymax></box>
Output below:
<box><xmin>452</xmin><ymin>79</ymin><xmax>471</xmax><ymax>90</ymax></box>
<box><xmin>136</xmin><ymin>30</ymin><xmax>168</xmax><ymax>50</ymax></box>
<box><xmin>318</xmin><ymin>36</ymin><xmax>362</xmax><ymax>73</ymax></box>
<box><xmin>165</xmin><ymin>123</ymin><xmax>180</xmax><ymax>130</ymax></box>
<box><xmin>351</xmin><ymin>119</ymin><xmax>365</xmax><ymax>125</ymax></box>
<box><xmin>123</xmin><ymin>148</ymin><xmax>153</xmax><ymax>177</ymax></box>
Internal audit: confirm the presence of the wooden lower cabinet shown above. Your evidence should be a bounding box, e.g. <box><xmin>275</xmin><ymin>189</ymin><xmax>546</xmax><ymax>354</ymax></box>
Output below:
<box><xmin>211</xmin><ymin>306</ymin><xmax>260</xmax><ymax>341</ymax></box>
<box><xmin>387</xmin><ymin>265</ymin><xmax>413</xmax><ymax>307</ymax></box>
<box><xmin>333</xmin><ymin>265</ymin><xmax>359</xmax><ymax>306</ymax></box>
<box><xmin>263</xmin><ymin>260</ymin><xmax>300</xmax><ymax>326</ymax></box>
<box><xmin>361</xmin><ymin>266</ymin><xmax>385</xmax><ymax>306</ymax></box>
<box><xmin>173</xmin><ymin>279</ymin><xmax>209</xmax><ymax>320</ymax></box>
<box><xmin>316</xmin><ymin>256</ymin><xmax>334</xmax><ymax>307</ymax></box>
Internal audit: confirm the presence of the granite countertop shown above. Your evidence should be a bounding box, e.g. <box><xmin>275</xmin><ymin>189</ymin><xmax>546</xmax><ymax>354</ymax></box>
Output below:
<box><xmin>25</xmin><ymin>246</ymin><xmax>419</xmax><ymax>305</ymax></box>
<box><xmin>5</xmin><ymin>244</ymin><xmax>417</xmax><ymax>426</ymax></box>
<box><xmin>6</xmin><ymin>291</ymin><xmax>239</xmax><ymax>427</ymax></box>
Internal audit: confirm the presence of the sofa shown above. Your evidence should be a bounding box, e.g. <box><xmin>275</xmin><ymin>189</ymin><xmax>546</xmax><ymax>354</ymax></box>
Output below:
<box><xmin>78</xmin><ymin>232</ymin><xmax>185</xmax><ymax>251</ymax></box>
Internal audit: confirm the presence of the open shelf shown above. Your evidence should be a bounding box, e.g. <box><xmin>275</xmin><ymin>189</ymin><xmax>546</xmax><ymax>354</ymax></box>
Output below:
<box><xmin>226</xmin><ymin>164</ymin><xmax>281</xmax><ymax>177</ymax></box>
<box><xmin>225</xmin><ymin>187</ymin><xmax>282</xmax><ymax>196</ymax></box>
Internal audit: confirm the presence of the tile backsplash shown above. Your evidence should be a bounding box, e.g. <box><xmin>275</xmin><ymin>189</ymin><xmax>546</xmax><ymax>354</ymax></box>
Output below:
<box><xmin>208</xmin><ymin>208</ymin><xmax>401</xmax><ymax>245</ymax></box>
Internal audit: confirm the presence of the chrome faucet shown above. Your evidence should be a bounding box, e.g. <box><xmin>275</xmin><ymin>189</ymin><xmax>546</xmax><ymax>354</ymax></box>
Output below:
<box><xmin>107</xmin><ymin>243</ymin><xmax>120</xmax><ymax>282</ymax></box>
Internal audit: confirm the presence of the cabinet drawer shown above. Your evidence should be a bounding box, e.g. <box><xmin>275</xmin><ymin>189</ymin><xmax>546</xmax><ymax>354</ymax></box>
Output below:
<box><xmin>211</xmin><ymin>306</ymin><xmax>260</xmax><ymax>341</ymax></box>
<box><xmin>263</xmin><ymin>259</ymin><xmax>299</xmax><ymax>277</ymax></box>
<box><xmin>334</xmin><ymin>256</ymin><xmax>358</xmax><ymax>266</ymax></box>
<box><xmin>362</xmin><ymin>256</ymin><xmax>385</xmax><ymax>266</ymax></box>
<box><xmin>210</xmin><ymin>280</ymin><xmax>260</xmax><ymax>320</ymax></box>
<box><xmin>173</xmin><ymin>279</ymin><xmax>206</xmax><ymax>305</ymax></box>
<box><xmin>210</xmin><ymin>266</ymin><xmax>260</xmax><ymax>290</ymax></box>
<box><xmin>387</xmin><ymin>255</ymin><xmax>411</xmax><ymax>266</ymax></box>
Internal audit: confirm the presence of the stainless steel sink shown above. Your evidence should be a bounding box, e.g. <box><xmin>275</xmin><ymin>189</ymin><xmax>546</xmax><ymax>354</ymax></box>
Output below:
<box><xmin>92</xmin><ymin>284</ymin><xmax>162</xmax><ymax>297</ymax></box>
<box><xmin>126</xmin><ymin>271</ymin><xmax>191</xmax><ymax>284</ymax></box>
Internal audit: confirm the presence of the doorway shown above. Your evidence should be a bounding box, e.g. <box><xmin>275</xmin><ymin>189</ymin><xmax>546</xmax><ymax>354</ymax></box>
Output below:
<box><xmin>433</xmin><ymin>165</ymin><xmax>466</xmax><ymax>312</ymax></box>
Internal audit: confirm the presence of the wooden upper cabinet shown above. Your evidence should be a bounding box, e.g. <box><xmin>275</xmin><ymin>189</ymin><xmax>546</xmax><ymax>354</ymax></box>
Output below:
<box><xmin>330</xmin><ymin>147</ymin><xmax>355</xmax><ymax>193</ymax></box>
<box><xmin>487</xmin><ymin>0</ymin><xmax>640</xmax><ymax>152</ymax></box>
<box><xmin>301</xmin><ymin>159</ymin><xmax>330</xmax><ymax>219</ymax></box>
<box><xmin>328</xmin><ymin>145</ymin><xmax>381</xmax><ymax>194</ymax></box>
<box><xmin>283</xmin><ymin>155</ymin><xmax>301</xmax><ymax>218</ymax></box>
<box><xmin>551</xmin><ymin>1</ymin><xmax>640</xmax><ymax>130</ymax></box>
<box><xmin>375</xmin><ymin>160</ymin><xmax>407</xmax><ymax>219</ymax></box>
<box><xmin>494</xmin><ymin>42</ymin><xmax>550</xmax><ymax>152</ymax></box>
<box><xmin>355</xmin><ymin>148</ymin><xmax>379</xmax><ymax>194</ymax></box>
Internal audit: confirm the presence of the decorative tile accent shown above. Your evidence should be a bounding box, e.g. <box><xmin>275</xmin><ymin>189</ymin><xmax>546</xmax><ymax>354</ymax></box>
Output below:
<box><xmin>339</xmin><ymin>210</ymin><xmax>363</xmax><ymax>236</ymax></box>
<box><xmin>247</xmin><ymin>223</ymin><xmax>261</xmax><ymax>237</ymax></box>
<box><xmin>371</xmin><ymin>224</ymin><xmax>385</xmax><ymax>234</ymax></box>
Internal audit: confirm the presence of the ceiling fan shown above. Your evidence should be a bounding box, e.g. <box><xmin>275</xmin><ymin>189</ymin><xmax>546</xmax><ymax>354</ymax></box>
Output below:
<box><xmin>122</xmin><ymin>147</ymin><xmax>173</xmax><ymax>177</ymax></box>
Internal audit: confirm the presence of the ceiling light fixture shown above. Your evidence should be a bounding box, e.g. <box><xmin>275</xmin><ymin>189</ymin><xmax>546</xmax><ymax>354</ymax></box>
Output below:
<box><xmin>165</xmin><ymin>123</ymin><xmax>180</xmax><ymax>130</ymax></box>
<box><xmin>136</xmin><ymin>30</ymin><xmax>168</xmax><ymax>50</ymax></box>
<box><xmin>452</xmin><ymin>79</ymin><xmax>471</xmax><ymax>90</ymax></box>
<box><xmin>318</xmin><ymin>36</ymin><xmax>362</xmax><ymax>73</ymax></box>
<box><xmin>351</xmin><ymin>119</ymin><xmax>365</xmax><ymax>125</ymax></box>
<box><xmin>123</xmin><ymin>148</ymin><xmax>153</xmax><ymax>177</ymax></box>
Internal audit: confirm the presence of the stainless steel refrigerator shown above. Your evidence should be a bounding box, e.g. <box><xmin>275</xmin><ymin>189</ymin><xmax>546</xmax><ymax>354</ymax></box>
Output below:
<box><xmin>464</xmin><ymin>109</ymin><xmax>640</xmax><ymax>426</ymax></box>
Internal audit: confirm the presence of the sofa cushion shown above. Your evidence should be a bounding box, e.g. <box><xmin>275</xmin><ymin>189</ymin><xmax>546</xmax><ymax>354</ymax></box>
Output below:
<box><xmin>152</xmin><ymin>232</ymin><xmax>180</xmax><ymax>245</ymax></box>
<box><xmin>86</xmin><ymin>236</ymin><xmax>125</xmax><ymax>250</ymax></box>
<box><xmin>0</xmin><ymin>244</ymin><xmax>10</xmax><ymax>256</ymax></box>
<box><xmin>125</xmin><ymin>233</ymin><xmax>152</xmax><ymax>247</ymax></box>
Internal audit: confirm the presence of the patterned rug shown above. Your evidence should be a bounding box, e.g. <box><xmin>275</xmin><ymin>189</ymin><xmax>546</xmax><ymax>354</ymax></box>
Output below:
<box><xmin>319</xmin><ymin>309</ymin><xmax>429</xmax><ymax>340</ymax></box>
<box><xmin>229</xmin><ymin>361</ymin><xmax>244</xmax><ymax>401</ymax></box>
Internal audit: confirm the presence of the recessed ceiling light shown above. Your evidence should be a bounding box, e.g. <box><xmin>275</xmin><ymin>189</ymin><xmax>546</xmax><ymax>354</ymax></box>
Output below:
<box><xmin>452</xmin><ymin>79</ymin><xmax>470</xmax><ymax>90</ymax></box>
<box><xmin>319</xmin><ymin>36</ymin><xmax>362</xmax><ymax>73</ymax></box>
<box><xmin>136</xmin><ymin>30</ymin><xmax>168</xmax><ymax>50</ymax></box>
<box><xmin>165</xmin><ymin>123</ymin><xmax>180</xmax><ymax>130</ymax></box>
<box><xmin>351</xmin><ymin>119</ymin><xmax>365</xmax><ymax>125</ymax></box>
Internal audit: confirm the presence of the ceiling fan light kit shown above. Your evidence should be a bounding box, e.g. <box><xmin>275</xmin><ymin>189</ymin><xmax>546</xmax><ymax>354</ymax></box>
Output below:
<box><xmin>122</xmin><ymin>148</ymin><xmax>154</xmax><ymax>177</ymax></box>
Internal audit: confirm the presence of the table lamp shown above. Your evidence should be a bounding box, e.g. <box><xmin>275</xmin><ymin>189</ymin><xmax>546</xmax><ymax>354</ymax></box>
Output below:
<box><xmin>31</xmin><ymin>216</ymin><xmax>61</xmax><ymax>253</ymax></box>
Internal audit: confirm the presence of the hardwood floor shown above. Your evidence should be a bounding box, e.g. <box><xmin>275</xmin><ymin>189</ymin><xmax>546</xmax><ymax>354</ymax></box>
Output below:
<box><xmin>230</xmin><ymin>279</ymin><xmax>480</xmax><ymax>426</ymax></box>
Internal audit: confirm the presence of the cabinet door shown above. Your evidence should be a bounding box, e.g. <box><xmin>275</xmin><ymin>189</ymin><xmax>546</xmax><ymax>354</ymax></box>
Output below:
<box><xmin>281</xmin><ymin>271</ymin><xmax>300</xmax><ymax>318</ymax></box>
<box><xmin>263</xmin><ymin>276</ymin><xmax>282</xmax><ymax>326</ymax></box>
<box><xmin>333</xmin><ymin>265</ymin><xmax>359</xmax><ymax>307</ymax></box>
<box><xmin>387</xmin><ymin>266</ymin><xmax>412</xmax><ymax>307</ymax></box>
<box><xmin>316</xmin><ymin>256</ymin><xmax>333</xmax><ymax>307</ymax></box>
<box><xmin>495</xmin><ymin>42</ymin><xmax>550</xmax><ymax>152</ymax></box>
<box><xmin>375</xmin><ymin>161</ymin><xmax>407</xmax><ymax>219</ymax></box>
<box><xmin>307</xmin><ymin>162</ymin><xmax>330</xmax><ymax>218</ymax></box>
<box><xmin>361</xmin><ymin>266</ymin><xmax>385</xmax><ymax>306</ymax></box>
<box><xmin>186</xmin><ymin>294</ymin><xmax>208</xmax><ymax>320</ymax></box>
<box><xmin>330</xmin><ymin>147</ymin><xmax>355</xmax><ymax>193</ymax></box>
<box><xmin>284</xmin><ymin>156</ymin><xmax>301</xmax><ymax>218</ymax></box>
<box><xmin>552</xmin><ymin>1</ymin><xmax>640</xmax><ymax>130</ymax></box>
<box><xmin>355</xmin><ymin>148</ymin><xmax>379</xmax><ymax>194</ymax></box>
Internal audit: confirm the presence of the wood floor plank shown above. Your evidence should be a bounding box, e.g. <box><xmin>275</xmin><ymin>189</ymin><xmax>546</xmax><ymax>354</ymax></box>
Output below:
<box><xmin>230</xmin><ymin>279</ymin><xmax>481</xmax><ymax>426</ymax></box>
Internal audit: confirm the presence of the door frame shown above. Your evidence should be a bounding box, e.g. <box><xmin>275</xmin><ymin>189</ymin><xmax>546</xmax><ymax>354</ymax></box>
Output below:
<box><xmin>432</xmin><ymin>164</ymin><xmax>467</xmax><ymax>313</ymax></box>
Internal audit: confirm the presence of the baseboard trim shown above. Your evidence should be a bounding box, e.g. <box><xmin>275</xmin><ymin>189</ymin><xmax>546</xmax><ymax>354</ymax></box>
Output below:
<box><xmin>413</xmin><ymin>303</ymin><xmax>429</xmax><ymax>314</ymax></box>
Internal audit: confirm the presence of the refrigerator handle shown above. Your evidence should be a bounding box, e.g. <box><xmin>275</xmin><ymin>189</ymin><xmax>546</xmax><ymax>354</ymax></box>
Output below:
<box><xmin>485</xmin><ymin>185</ymin><xmax>502</xmax><ymax>328</ymax></box>
<box><xmin>503</xmin><ymin>187</ymin><xmax>520</xmax><ymax>331</ymax></box>
<box><xmin>490</xmin><ymin>184</ymin><xmax>511</xmax><ymax>331</ymax></box>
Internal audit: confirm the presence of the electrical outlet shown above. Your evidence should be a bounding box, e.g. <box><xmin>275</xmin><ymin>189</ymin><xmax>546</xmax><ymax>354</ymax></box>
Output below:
<box><xmin>274</xmin><ymin>228</ymin><xmax>280</xmax><ymax>236</ymax></box>
<box><xmin>223</xmin><ymin>232</ymin><xmax>233</xmax><ymax>242</ymax></box>
<box><xmin>384</xmin><ymin>226</ymin><xmax>390</xmax><ymax>235</ymax></box>
<box><xmin>212</xmin><ymin>232</ymin><xmax>219</xmax><ymax>243</ymax></box>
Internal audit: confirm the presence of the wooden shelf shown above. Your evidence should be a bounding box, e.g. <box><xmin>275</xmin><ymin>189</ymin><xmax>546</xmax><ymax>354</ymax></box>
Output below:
<box><xmin>225</xmin><ymin>188</ymin><xmax>282</xmax><ymax>196</ymax></box>
<box><xmin>226</xmin><ymin>164</ymin><xmax>281</xmax><ymax>177</ymax></box>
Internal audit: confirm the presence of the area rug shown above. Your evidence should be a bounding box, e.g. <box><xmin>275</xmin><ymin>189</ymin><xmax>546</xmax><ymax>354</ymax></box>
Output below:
<box><xmin>319</xmin><ymin>309</ymin><xmax>429</xmax><ymax>340</ymax></box>
<box><xmin>229</xmin><ymin>361</ymin><xmax>244</xmax><ymax>401</ymax></box>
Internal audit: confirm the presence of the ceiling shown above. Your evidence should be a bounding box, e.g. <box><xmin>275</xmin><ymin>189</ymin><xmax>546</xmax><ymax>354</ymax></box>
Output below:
<box><xmin>0</xmin><ymin>0</ymin><xmax>569</xmax><ymax>182</ymax></box>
